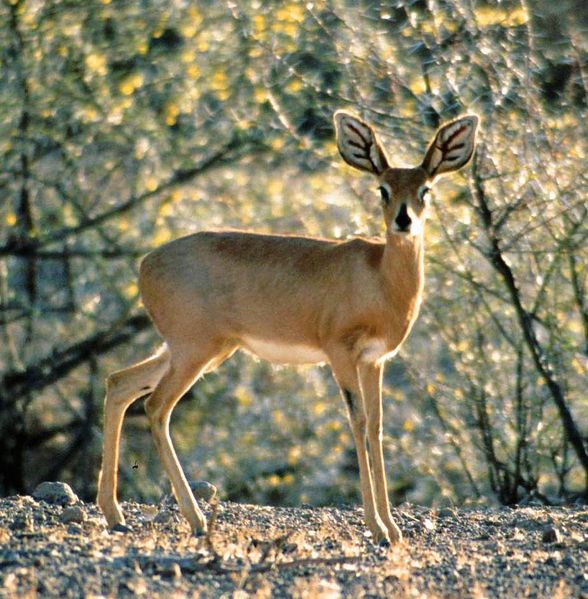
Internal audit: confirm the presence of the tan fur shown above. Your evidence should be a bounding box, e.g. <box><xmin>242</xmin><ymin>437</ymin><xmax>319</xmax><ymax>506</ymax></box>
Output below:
<box><xmin>97</xmin><ymin>111</ymin><xmax>478</xmax><ymax>545</ymax></box>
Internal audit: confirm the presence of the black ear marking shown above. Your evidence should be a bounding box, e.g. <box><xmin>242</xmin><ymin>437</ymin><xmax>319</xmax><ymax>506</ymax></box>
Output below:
<box><xmin>422</xmin><ymin>114</ymin><xmax>479</xmax><ymax>178</ymax></box>
<box><xmin>333</xmin><ymin>110</ymin><xmax>389</xmax><ymax>175</ymax></box>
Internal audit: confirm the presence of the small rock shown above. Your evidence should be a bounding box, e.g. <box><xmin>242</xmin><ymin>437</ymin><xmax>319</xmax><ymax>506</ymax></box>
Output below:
<box><xmin>189</xmin><ymin>480</ymin><xmax>217</xmax><ymax>502</ymax></box>
<box><xmin>10</xmin><ymin>513</ymin><xmax>33</xmax><ymax>532</ymax></box>
<box><xmin>112</xmin><ymin>522</ymin><xmax>132</xmax><ymax>534</ymax></box>
<box><xmin>0</xmin><ymin>527</ymin><xmax>10</xmax><ymax>543</ymax></box>
<box><xmin>423</xmin><ymin>517</ymin><xmax>436</xmax><ymax>532</ymax></box>
<box><xmin>154</xmin><ymin>509</ymin><xmax>174</xmax><ymax>524</ymax></box>
<box><xmin>561</xmin><ymin>555</ymin><xmax>574</xmax><ymax>568</ymax></box>
<box><xmin>156</xmin><ymin>560</ymin><xmax>182</xmax><ymax>579</ymax></box>
<box><xmin>67</xmin><ymin>524</ymin><xmax>82</xmax><ymax>535</ymax></box>
<box><xmin>60</xmin><ymin>505</ymin><xmax>87</xmax><ymax>524</ymax></box>
<box><xmin>437</xmin><ymin>507</ymin><xmax>454</xmax><ymax>519</ymax></box>
<box><xmin>281</xmin><ymin>542</ymin><xmax>298</xmax><ymax>555</ymax></box>
<box><xmin>123</xmin><ymin>577</ymin><xmax>148</xmax><ymax>595</ymax></box>
<box><xmin>32</xmin><ymin>482</ymin><xmax>78</xmax><ymax>506</ymax></box>
<box><xmin>542</xmin><ymin>525</ymin><xmax>561</xmax><ymax>543</ymax></box>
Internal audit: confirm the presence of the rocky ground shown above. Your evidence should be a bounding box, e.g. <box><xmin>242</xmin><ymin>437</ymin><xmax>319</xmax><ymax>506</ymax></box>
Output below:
<box><xmin>0</xmin><ymin>483</ymin><xmax>587</xmax><ymax>598</ymax></box>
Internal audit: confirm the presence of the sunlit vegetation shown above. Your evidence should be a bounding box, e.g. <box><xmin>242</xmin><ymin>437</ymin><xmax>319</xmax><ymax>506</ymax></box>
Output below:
<box><xmin>1</xmin><ymin>0</ymin><xmax>586</xmax><ymax>508</ymax></box>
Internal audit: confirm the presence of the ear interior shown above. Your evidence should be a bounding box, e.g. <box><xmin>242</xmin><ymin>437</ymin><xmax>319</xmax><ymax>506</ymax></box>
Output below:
<box><xmin>422</xmin><ymin>115</ymin><xmax>479</xmax><ymax>178</ymax></box>
<box><xmin>334</xmin><ymin>111</ymin><xmax>388</xmax><ymax>175</ymax></box>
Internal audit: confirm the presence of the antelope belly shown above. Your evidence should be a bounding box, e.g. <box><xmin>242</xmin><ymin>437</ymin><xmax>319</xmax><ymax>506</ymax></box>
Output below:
<box><xmin>241</xmin><ymin>336</ymin><xmax>328</xmax><ymax>365</ymax></box>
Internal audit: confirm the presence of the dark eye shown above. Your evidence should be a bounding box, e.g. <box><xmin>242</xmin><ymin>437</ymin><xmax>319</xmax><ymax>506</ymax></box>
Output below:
<box><xmin>378</xmin><ymin>186</ymin><xmax>391</xmax><ymax>205</ymax></box>
<box><xmin>418</xmin><ymin>185</ymin><xmax>431</xmax><ymax>203</ymax></box>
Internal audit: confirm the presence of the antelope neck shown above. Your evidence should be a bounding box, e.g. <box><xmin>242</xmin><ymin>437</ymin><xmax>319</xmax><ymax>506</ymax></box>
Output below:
<box><xmin>381</xmin><ymin>231</ymin><xmax>425</xmax><ymax>311</ymax></box>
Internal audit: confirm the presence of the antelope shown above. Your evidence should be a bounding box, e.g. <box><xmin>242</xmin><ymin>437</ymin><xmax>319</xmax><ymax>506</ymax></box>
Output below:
<box><xmin>97</xmin><ymin>110</ymin><xmax>478</xmax><ymax>545</ymax></box>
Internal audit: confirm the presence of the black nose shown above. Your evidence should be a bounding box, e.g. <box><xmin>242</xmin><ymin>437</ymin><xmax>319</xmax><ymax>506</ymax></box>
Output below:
<box><xmin>395</xmin><ymin>203</ymin><xmax>412</xmax><ymax>231</ymax></box>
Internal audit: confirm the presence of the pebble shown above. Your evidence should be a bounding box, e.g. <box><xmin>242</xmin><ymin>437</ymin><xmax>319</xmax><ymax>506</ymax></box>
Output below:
<box><xmin>423</xmin><ymin>518</ymin><xmax>436</xmax><ymax>531</ymax></box>
<box><xmin>561</xmin><ymin>555</ymin><xmax>574</xmax><ymax>568</ymax></box>
<box><xmin>154</xmin><ymin>509</ymin><xmax>174</xmax><ymax>524</ymax></box>
<box><xmin>32</xmin><ymin>482</ymin><xmax>78</xmax><ymax>506</ymax></box>
<box><xmin>542</xmin><ymin>525</ymin><xmax>561</xmax><ymax>544</ymax></box>
<box><xmin>189</xmin><ymin>480</ymin><xmax>217</xmax><ymax>502</ymax></box>
<box><xmin>123</xmin><ymin>577</ymin><xmax>148</xmax><ymax>595</ymax></box>
<box><xmin>60</xmin><ymin>505</ymin><xmax>87</xmax><ymax>524</ymax></box>
<box><xmin>112</xmin><ymin>523</ymin><xmax>132</xmax><ymax>534</ymax></box>
<box><xmin>10</xmin><ymin>513</ymin><xmax>33</xmax><ymax>532</ymax></box>
<box><xmin>158</xmin><ymin>561</ymin><xmax>182</xmax><ymax>579</ymax></box>
<box><xmin>437</xmin><ymin>507</ymin><xmax>455</xmax><ymax>519</ymax></box>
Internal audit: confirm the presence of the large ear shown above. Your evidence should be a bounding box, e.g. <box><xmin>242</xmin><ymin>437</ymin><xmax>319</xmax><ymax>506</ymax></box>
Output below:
<box><xmin>421</xmin><ymin>114</ymin><xmax>479</xmax><ymax>178</ymax></box>
<box><xmin>334</xmin><ymin>111</ymin><xmax>389</xmax><ymax>175</ymax></box>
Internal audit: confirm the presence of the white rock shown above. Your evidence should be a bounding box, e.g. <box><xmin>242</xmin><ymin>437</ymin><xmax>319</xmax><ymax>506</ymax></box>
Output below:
<box><xmin>32</xmin><ymin>482</ymin><xmax>78</xmax><ymax>505</ymax></box>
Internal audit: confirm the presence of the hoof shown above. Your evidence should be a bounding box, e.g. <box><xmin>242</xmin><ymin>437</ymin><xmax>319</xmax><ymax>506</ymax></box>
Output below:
<box><xmin>192</xmin><ymin>528</ymin><xmax>207</xmax><ymax>538</ymax></box>
<box><xmin>389</xmin><ymin>527</ymin><xmax>403</xmax><ymax>544</ymax></box>
<box><xmin>378</xmin><ymin>538</ymin><xmax>391</xmax><ymax>549</ymax></box>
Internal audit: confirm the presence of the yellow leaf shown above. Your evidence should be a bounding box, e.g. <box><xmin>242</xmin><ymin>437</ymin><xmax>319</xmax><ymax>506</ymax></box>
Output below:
<box><xmin>82</xmin><ymin>106</ymin><xmax>98</xmax><ymax>122</ymax></box>
<box><xmin>181</xmin><ymin>48</ymin><xmax>196</xmax><ymax>64</ymax></box>
<box><xmin>123</xmin><ymin>281</ymin><xmax>138</xmax><ymax>298</ymax></box>
<box><xmin>5</xmin><ymin>213</ymin><xmax>17</xmax><ymax>226</ymax></box>
<box><xmin>216</xmin><ymin>88</ymin><xmax>230</xmax><ymax>101</ymax></box>
<box><xmin>267</xmin><ymin>474</ymin><xmax>281</xmax><ymax>487</ymax></box>
<box><xmin>408</xmin><ymin>76</ymin><xmax>427</xmax><ymax>96</ymax></box>
<box><xmin>252</xmin><ymin>14</ymin><xmax>266</xmax><ymax>37</ymax></box>
<box><xmin>188</xmin><ymin>6</ymin><xmax>202</xmax><ymax>23</ymax></box>
<box><xmin>254</xmin><ymin>87</ymin><xmax>267</xmax><ymax>103</ymax></box>
<box><xmin>287</xmin><ymin>446</ymin><xmax>301</xmax><ymax>465</ymax></box>
<box><xmin>211</xmin><ymin>71</ymin><xmax>228</xmax><ymax>91</ymax></box>
<box><xmin>187</xmin><ymin>64</ymin><xmax>200</xmax><ymax>79</ymax></box>
<box><xmin>475</xmin><ymin>6</ymin><xmax>528</xmax><ymax>27</ymax></box>
<box><xmin>145</xmin><ymin>176</ymin><xmax>158</xmax><ymax>192</ymax></box>
<box><xmin>153</xmin><ymin>228</ymin><xmax>172</xmax><ymax>246</ymax></box>
<box><xmin>286</xmin><ymin>78</ymin><xmax>303</xmax><ymax>93</ymax></box>
<box><xmin>180</xmin><ymin>22</ymin><xmax>198</xmax><ymax>38</ymax></box>
<box><xmin>403</xmin><ymin>419</ymin><xmax>415</xmax><ymax>432</ymax></box>
<box><xmin>270</xmin><ymin>137</ymin><xmax>285</xmax><ymax>151</ymax></box>
<box><xmin>119</xmin><ymin>73</ymin><xmax>143</xmax><ymax>96</ymax></box>
<box><xmin>196</xmin><ymin>36</ymin><xmax>209</xmax><ymax>52</ymax></box>
<box><xmin>312</xmin><ymin>401</ymin><xmax>327</xmax><ymax>416</ymax></box>
<box><xmin>85</xmin><ymin>52</ymin><xmax>107</xmax><ymax>76</ymax></box>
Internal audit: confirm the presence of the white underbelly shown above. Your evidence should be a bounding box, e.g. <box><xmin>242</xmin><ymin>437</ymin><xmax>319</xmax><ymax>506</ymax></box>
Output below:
<box><xmin>241</xmin><ymin>336</ymin><xmax>328</xmax><ymax>365</ymax></box>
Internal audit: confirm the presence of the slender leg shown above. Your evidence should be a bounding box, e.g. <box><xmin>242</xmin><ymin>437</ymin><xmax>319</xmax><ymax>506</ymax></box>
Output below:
<box><xmin>328</xmin><ymin>347</ymin><xmax>390</xmax><ymax>545</ymax></box>
<box><xmin>97</xmin><ymin>348</ymin><xmax>170</xmax><ymax>528</ymax></box>
<box><xmin>143</xmin><ymin>343</ymin><xmax>234</xmax><ymax>535</ymax></box>
<box><xmin>358</xmin><ymin>361</ymin><xmax>402</xmax><ymax>543</ymax></box>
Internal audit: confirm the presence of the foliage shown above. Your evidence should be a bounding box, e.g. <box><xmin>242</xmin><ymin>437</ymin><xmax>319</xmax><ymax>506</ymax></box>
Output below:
<box><xmin>1</xmin><ymin>0</ymin><xmax>586</xmax><ymax>507</ymax></box>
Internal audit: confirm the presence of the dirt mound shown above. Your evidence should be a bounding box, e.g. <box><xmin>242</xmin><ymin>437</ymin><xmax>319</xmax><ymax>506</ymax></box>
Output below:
<box><xmin>0</xmin><ymin>494</ymin><xmax>586</xmax><ymax>597</ymax></box>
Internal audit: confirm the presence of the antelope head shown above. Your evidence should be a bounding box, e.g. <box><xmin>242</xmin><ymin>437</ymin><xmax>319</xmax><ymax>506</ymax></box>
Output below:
<box><xmin>334</xmin><ymin>111</ymin><xmax>479</xmax><ymax>239</ymax></box>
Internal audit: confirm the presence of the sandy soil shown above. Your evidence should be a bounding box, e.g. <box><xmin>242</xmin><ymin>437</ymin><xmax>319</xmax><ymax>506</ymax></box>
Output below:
<box><xmin>0</xmin><ymin>491</ymin><xmax>586</xmax><ymax>598</ymax></box>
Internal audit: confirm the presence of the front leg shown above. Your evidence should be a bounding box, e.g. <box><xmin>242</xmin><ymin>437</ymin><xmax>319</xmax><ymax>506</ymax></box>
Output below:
<box><xmin>328</xmin><ymin>348</ymin><xmax>390</xmax><ymax>545</ymax></box>
<box><xmin>358</xmin><ymin>361</ymin><xmax>402</xmax><ymax>543</ymax></box>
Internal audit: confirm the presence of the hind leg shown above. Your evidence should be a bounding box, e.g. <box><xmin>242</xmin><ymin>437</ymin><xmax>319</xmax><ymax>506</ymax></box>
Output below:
<box><xmin>97</xmin><ymin>348</ymin><xmax>170</xmax><ymax>528</ymax></box>
<box><xmin>144</xmin><ymin>341</ymin><xmax>234</xmax><ymax>535</ymax></box>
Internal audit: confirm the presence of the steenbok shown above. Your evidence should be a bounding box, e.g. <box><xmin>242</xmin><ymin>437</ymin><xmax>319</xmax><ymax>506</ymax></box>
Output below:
<box><xmin>98</xmin><ymin>110</ymin><xmax>478</xmax><ymax>545</ymax></box>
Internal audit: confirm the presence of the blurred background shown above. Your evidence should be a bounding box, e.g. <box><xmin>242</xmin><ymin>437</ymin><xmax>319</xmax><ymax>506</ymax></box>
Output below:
<box><xmin>1</xmin><ymin>0</ymin><xmax>587</xmax><ymax>509</ymax></box>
